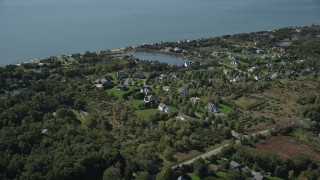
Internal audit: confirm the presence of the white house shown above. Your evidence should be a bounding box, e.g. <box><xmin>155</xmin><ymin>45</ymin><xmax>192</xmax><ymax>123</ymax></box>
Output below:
<box><xmin>158</xmin><ymin>103</ymin><xmax>170</xmax><ymax>113</ymax></box>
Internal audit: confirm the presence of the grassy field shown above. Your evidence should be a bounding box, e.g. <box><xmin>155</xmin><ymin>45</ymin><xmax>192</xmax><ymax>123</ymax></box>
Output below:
<box><xmin>131</xmin><ymin>99</ymin><xmax>144</xmax><ymax>109</ymax></box>
<box><xmin>106</xmin><ymin>88</ymin><xmax>127</xmax><ymax>98</ymax></box>
<box><xmin>216</xmin><ymin>171</ymin><xmax>227</xmax><ymax>178</ymax></box>
<box><xmin>219</xmin><ymin>103</ymin><xmax>232</xmax><ymax>114</ymax></box>
<box><xmin>187</xmin><ymin>173</ymin><xmax>201</xmax><ymax>180</ymax></box>
<box><xmin>136</xmin><ymin>108</ymin><xmax>160</xmax><ymax>117</ymax></box>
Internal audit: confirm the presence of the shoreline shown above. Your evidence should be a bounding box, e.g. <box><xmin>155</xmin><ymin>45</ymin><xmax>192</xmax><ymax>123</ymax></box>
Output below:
<box><xmin>1</xmin><ymin>23</ymin><xmax>319</xmax><ymax>68</ymax></box>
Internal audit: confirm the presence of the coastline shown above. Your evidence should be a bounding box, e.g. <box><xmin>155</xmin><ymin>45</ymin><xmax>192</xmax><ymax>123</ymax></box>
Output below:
<box><xmin>1</xmin><ymin>23</ymin><xmax>319</xmax><ymax>68</ymax></box>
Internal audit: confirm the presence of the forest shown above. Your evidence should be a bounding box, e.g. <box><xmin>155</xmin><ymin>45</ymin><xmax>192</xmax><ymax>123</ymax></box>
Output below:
<box><xmin>0</xmin><ymin>25</ymin><xmax>320</xmax><ymax>179</ymax></box>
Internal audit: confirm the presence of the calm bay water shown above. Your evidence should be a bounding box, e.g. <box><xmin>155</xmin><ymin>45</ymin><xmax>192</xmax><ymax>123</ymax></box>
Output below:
<box><xmin>125</xmin><ymin>51</ymin><xmax>191</xmax><ymax>66</ymax></box>
<box><xmin>0</xmin><ymin>0</ymin><xmax>319</xmax><ymax>66</ymax></box>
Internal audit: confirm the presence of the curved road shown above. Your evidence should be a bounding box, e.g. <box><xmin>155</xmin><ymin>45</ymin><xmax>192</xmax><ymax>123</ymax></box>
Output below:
<box><xmin>173</xmin><ymin>129</ymin><xmax>271</xmax><ymax>169</ymax></box>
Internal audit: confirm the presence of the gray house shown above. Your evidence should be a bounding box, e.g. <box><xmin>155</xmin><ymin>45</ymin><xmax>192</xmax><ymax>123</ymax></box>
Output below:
<box><xmin>205</xmin><ymin>103</ymin><xmax>220</xmax><ymax>113</ymax></box>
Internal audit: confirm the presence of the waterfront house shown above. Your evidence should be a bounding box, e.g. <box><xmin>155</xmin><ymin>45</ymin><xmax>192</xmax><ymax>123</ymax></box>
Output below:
<box><xmin>174</xmin><ymin>47</ymin><xmax>182</xmax><ymax>52</ymax></box>
<box><xmin>184</xmin><ymin>62</ymin><xmax>193</xmax><ymax>67</ymax></box>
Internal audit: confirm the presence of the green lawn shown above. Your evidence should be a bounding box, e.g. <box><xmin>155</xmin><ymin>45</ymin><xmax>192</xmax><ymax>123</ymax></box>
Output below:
<box><xmin>106</xmin><ymin>88</ymin><xmax>127</xmax><ymax>98</ymax></box>
<box><xmin>187</xmin><ymin>173</ymin><xmax>201</xmax><ymax>180</ymax></box>
<box><xmin>219</xmin><ymin>103</ymin><xmax>232</xmax><ymax>114</ymax></box>
<box><xmin>136</xmin><ymin>108</ymin><xmax>159</xmax><ymax>117</ymax></box>
<box><xmin>106</xmin><ymin>86</ymin><xmax>138</xmax><ymax>98</ymax></box>
<box><xmin>265</xmin><ymin>176</ymin><xmax>284</xmax><ymax>180</ymax></box>
<box><xmin>168</xmin><ymin>105</ymin><xmax>179</xmax><ymax>113</ymax></box>
<box><xmin>131</xmin><ymin>99</ymin><xmax>144</xmax><ymax>109</ymax></box>
<box><xmin>216</xmin><ymin>171</ymin><xmax>227</xmax><ymax>178</ymax></box>
<box><xmin>107</xmin><ymin>72</ymin><xmax>117</xmax><ymax>81</ymax></box>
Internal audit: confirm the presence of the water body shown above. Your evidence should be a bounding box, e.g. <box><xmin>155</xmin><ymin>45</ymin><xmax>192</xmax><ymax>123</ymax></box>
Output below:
<box><xmin>0</xmin><ymin>0</ymin><xmax>319</xmax><ymax>66</ymax></box>
<box><xmin>125</xmin><ymin>51</ymin><xmax>191</xmax><ymax>66</ymax></box>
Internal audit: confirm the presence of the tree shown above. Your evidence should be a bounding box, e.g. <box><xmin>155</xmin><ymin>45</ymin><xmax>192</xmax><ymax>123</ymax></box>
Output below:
<box><xmin>163</xmin><ymin>149</ymin><xmax>174</xmax><ymax>161</ymax></box>
<box><xmin>227</xmin><ymin>169</ymin><xmax>244</xmax><ymax>180</ymax></box>
<box><xmin>274</xmin><ymin>166</ymin><xmax>288</xmax><ymax>179</ymax></box>
<box><xmin>193</xmin><ymin>158</ymin><xmax>206</xmax><ymax>178</ymax></box>
<box><xmin>156</xmin><ymin>166</ymin><xmax>175</xmax><ymax>180</ymax></box>
<box><xmin>135</xmin><ymin>171</ymin><xmax>152</xmax><ymax>180</ymax></box>
<box><xmin>103</xmin><ymin>166</ymin><xmax>122</xmax><ymax>180</ymax></box>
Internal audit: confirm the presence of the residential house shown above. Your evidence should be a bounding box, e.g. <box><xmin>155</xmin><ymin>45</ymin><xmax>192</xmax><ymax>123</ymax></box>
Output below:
<box><xmin>158</xmin><ymin>103</ymin><xmax>170</xmax><ymax>113</ymax></box>
<box><xmin>177</xmin><ymin>175</ymin><xmax>187</xmax><ymax>180</ymax></box>
<box><xmin>251</xmin><ymin>171</ymin><xmax>264</xmax><ymax>180</ymax></box>
<box><xmin>5</xmin><ymin>78</ymin><xmax>18</xmax><ymax>85</ymax></box>
<box><xmin>141</xmin><ymin>87</ymin><xmax>153</xmax><ymax>95</ymax></box>
<box><xmin>212</xmin><ymin>51</ymin><xmax>221</xmax><ymax>57</ymax></box>
<box><xmin>231</xmin><ymin>59</ymin><xmax>239</xmax><ymax>67</ymax></box>
<box><xmin>70</xmin><ymin>60</ymin><xmax>78</xmax><ymax>65</ymax></box>
<box><xmin>248</xmin><ymin>66</ymin><xmax>259</xmax><ymax>72</ymax></box>
<box><xmin>242</xmin><ymin>49</ymin><xmax>251</xmax><ymax>54</ymax></box>
<box><xmin>31</xmin><ymin>68</ymin><xmax>42</xmax><ymax>74</ymax></box>
<box><xmin>41</xmin><ymin>129</ymin><xmax>48</xmax><ymax>134</ymax></box>
<box><xmin>227</xmin><ymin>53</ymin><xmax>237</xmax><ymax>60</ymax></box>
<box><xmin>244</xmin><ymin>55</ymin><xmax>256</xmax><ymax>61</ymax></box>
<box><xmin>96</xmin><ymin>78</ymin><xmax>111</xmax><ymax>85</ymax></box>
<box><xmin>229</xmin><ymin>161</ymin><xmax>245</xmax><ymax>170</ymax></box>
<box><xmin>162</xmin><ymin>86</ymin><xmax>170</xmax><ymax>92</ymax></box>
<box><xmin>164</xmin><ymin>47</ymin><xmax>173</xmax><ymax>52</ymax></box>
<box><xmin>265</xmin><ymin>63</ymin><xmax>274</xmax><ymax>68</ymax></box>
<box><xmin>95</xmin><ymin>84</ymin><xmax>104</xmax><ymax>90</ymax></box>
<box><xmin>189</xmin><ymin>80</ymin><xmax>197</xmax><ymax>86</ymax></box>
<box><xmin>115</xmin><ymin>84</ymin><xmax>126</xmax><ymax>91</ymax></box>
<box><xmin>261</xmin><ymin>54</ymin><xmax>271</xmax><ymax>60</ymax></box>
<box><xmin>157</xmin><ymin>74</ymin><xmax>167</xmax><ymax>81</ymax></box>
<box><xmin>116</xmin><ymin>72</ymin><xmax>128</xmax><ymax>79</ymax></box>
<box><xmin>230</xmin><ymin>76</ymin><xmax>244</xmax><ymax>83</ymax></box>
<box><xmin>271</xmin><ymin>73</ymin><xmax>281</xmax><ymax>80</ymax></box>
<box><xmin>190</xmin><ymin>97</ymin><xmax>202</xmax><ymax>104</ymax></box>
<box><xmin>254</xmin><ymin>76</ymin><xmax>260</xmax><ymax>81</ymax></box>
<box><xmin>9</xmin><ymin>89</ymin><xmax>22</xmax><ymax>96</ymax></box>
<box><xmin>179</xmin><ymin>86</ymin><xmax>188</xmax><ymax>94</ymax></box>
<box><xmin>205</xmin><ymin>103</ymin><xmax>220</xmax><ymax>113</ymax></box>
<box><xmin>177</xmin><ymin>114</ymin><xmax>191</xmax><ymax>121</ymax></box>
<box><xmin>132</xmin><ymin>72</ymin><xmax>145</xmax><ymax>79</ymax></box>
<box><xmin>144</xmin><ymin>95</ymin><xmax>157</xmax><ymax>103</ymax></box>
<box><xmin>174</xmin><ymin>47</ymin><xmax>182</xmax><ymax>52</ymax></box>
<box><xmin>169</xmin><ymin>72</ymin><xmax>180</xmax><ymax>78</ymax></box>
<box><xmin>184</xmin><ymin>61</ymin><xmax>193</xmax><ymax>67</ymax></box>
<box><xmin>256</xmin><ymin>49</ymin><xmax>265</xmax><ymax>54</ymax></box>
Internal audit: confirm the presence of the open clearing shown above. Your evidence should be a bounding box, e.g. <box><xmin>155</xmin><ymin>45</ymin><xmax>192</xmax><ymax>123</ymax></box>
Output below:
<box><xmin>255</xmin><ymin>136</ymin><xmax>320</xmax><ymax>161</ymax></box>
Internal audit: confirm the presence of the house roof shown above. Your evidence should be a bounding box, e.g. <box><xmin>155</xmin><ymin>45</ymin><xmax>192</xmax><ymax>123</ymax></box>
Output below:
<box><xmin>159</xmin><ymin>103</ymin><xmax>167</xmax><ymax>108</ymax></box>
<box><xmin>230</xmin><ymin>161</ymin><xmax>242</xmax><ymax>168</ymax></box>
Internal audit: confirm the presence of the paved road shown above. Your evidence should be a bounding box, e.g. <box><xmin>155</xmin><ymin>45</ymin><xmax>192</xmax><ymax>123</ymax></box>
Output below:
<box><xmin>173</xmin><ymin>144</ymin><xmax>230</xmax><ymax>168</ymax></box>
<box><xmin>173</xmin><ymin>129</ymin><xmax>271</xmax><ymax>169</ymax></box>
